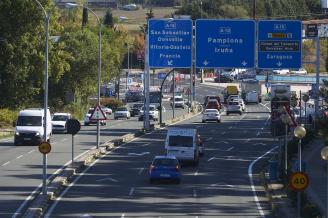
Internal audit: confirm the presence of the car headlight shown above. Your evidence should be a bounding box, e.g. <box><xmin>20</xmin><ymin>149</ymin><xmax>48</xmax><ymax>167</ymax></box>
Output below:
<box><xmin>35</xmin><ymin>132</ymin><xmax>40</xmax><ymax>136</ymax></box>
<box><xmin>15</xmin><ymin>132</ymin><xmax>20</xmax><ymax>136</ymax></box>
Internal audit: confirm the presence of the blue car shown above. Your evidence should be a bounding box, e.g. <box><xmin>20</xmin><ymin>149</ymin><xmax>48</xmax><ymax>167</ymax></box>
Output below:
<box><xmin>149</xmin><ymin>156</ymin><xmax>181</xmax><ymax>184</ymax></box>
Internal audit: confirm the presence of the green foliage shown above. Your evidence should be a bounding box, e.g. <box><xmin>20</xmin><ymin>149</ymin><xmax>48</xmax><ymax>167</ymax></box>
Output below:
<box><xmin>63</xmin><ymin>102</ymin><xmax>88</xmax><ymax>120</ymax></box>
<box><xmin>175</xmin><ymin>0</ymin><xmax>322</xmax><ymax>19</ymax></box>
<box><xmin>100</xmin><ymin>98</ymin><xmax>124</xmax><ymax>111</ymax></box>
<box><xmin>0</xmin><ymin>108</ymin><xmax>18</xmax><ymax>128</ymax></box>
<box><xmin>103</xmin><ymin>8</ymin><xmax>114</xmax><ymax>28</ymax></box>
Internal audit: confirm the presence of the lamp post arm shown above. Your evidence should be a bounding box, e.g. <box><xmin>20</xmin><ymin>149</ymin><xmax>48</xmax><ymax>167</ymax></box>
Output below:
<box><xmin>33</xmin><ymin>0</ymin><xmax>47</xmax><ymax>18</ymax></box>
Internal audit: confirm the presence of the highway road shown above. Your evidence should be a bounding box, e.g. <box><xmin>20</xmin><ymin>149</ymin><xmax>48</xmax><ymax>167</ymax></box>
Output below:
<box><xmin>44</xmin><ymin>97</ymin><xmax>274</xmax><ymax>217</ymax></box>
<box><xmin>0</xmin><ymin>83</ymin><xmax>223</xmax><ymax>217</ymax></box>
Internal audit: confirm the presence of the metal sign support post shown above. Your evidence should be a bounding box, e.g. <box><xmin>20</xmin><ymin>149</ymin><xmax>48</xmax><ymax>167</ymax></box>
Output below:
<box><xmin>71</xmin><ymin>135</ymin><xmax>74</xmax><ymax>165</ymax></box>
<box><xmin>173</xmin><ymin>69</ymin><xmax>175</xmax><ymax>119</ymax></box>
<box><xmin>144</xmin><ymin>32</ymin><xmax>150</xmax><ymax>131</ymax></box>
<box><xmin>297</xmin><ymin>137</ymin><xmax>302</xmax><ymax>218</ymax></box>
<box><xmin>315</xmin><ymin>36</ymin><xmax>320</xmax><ymax>121</ymax></box>
<box><xmin>42</xmin><ymin>11</ymin><xmax>50</xmax><ymax>197</ymax></box>
<box><xmin>284</xmin><ymin>123</ymin><xmax>288</xmax><ymax>175</ymax></box>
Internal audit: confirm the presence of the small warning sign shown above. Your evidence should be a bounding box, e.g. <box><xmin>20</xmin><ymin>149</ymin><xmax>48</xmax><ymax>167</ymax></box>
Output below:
<box><xmin>90</xmin><ymin>104</ymin><xmax>107</xmax><ymax>120</ymax></box>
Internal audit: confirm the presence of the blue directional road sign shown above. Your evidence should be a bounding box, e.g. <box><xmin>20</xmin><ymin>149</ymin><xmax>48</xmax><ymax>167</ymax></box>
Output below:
<box><xmin>195</xmin><ymin>19</ymin><xmax>255</xmax><ymax>68</ymax></box>
<box><xmin>258</xmin><ymin>20</ymin><xmax>302</xmax><ymax>69</ymax></box>
<box><xmin>158</xmin><ymin>72</ymin><xmax>167</xmax><ymax>79</ymax></box>
<box><xmin>148</xmin><ymin>19</ymin><xmax>192</xmax><ymax>68</ymax></box>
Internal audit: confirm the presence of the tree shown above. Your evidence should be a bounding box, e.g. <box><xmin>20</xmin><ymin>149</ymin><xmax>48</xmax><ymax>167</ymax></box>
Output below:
<box><xmin>103</xmin><ymin>8</ymin><xmax>114</xmax><ymax>28</ymax></box>
<box><xmin>140</xmin><ymin>7</ymin><xmax>154</xmax><ymax>33</ymax></box>
<box><xmin>0</xmin><ymin>0</ymin><xmax>67</xmax><ymax>109</ymax></box>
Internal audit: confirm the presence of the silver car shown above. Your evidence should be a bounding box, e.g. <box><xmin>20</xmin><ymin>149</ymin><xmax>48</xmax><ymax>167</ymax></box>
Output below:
<box><xmin>202</xmin><ymin>109</ymin><xmax>221</xmax><ymax>123</ymax></box>
<box><xmin>226</xmin><ymin>101</ymin><xmax>242</xmax><ymax>115</ymax></box>
<box><xmin>114</xmin><ymin>107</ymin><xmax>131</xmax><ymax>120</ymax></box>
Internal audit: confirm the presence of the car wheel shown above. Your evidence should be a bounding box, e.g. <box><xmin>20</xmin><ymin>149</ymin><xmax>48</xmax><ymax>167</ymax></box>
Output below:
<box><xmin>239</xmin><ymin>112</ymin><xmax>242</xmax><ymax>115</ymax></box>
<box><xmin>217</xmin><ymin>119</ymin><xmax>221</xmax><ymax>123</ymax></box>
<box><xmin>202</xmin><ymin>120</ymin><xmax>205</xmax><ymax>123</ymax></box>
<box><xmin>114</xmin><ymin>117</ymin><xmax>118</xmax><ymax>120</ymax></box>
<box><xmin>226</xmin><ymin>113</ymin><xmax>229</xmax><ymax>115</ymax></box>
<box><xmin>85</xmin><ymin>123</ymin><xmax>89</xmax><ymax>126</ymax></box>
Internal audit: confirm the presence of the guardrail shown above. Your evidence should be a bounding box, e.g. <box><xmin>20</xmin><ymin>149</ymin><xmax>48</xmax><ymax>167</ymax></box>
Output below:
<box><xmin>256</xmin><ymin>75</ymin><xmax>328</xmax><ymax>84</ymax></box>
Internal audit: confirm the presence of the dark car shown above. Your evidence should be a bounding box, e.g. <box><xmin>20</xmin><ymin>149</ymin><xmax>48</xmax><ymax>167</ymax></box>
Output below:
<box><xmin>130</xmin><ymin>103</ymin><xmax>143</xmax><ymax>117</ymax></box>
<box><xmin>214</xmin><ymin>75</ymin><xmax>233</xmax><ymax>83</ymax></box>
<box><xmin>204</xmin><ymin>95</ymin><xmax>222</xmax><ymax>110</ymax></box>
<box><xmin>125</xmin><ymin>91</ymin><xmax>144</xmax><ymax>102</ymax></box>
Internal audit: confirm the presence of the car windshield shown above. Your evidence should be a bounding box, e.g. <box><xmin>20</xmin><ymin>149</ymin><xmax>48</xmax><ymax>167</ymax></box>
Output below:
<box><xmin>88</xmin><ymin>109</ymin><xmax>94</xmax><ymax>114</ymax></box>
<box><xmin>117</xmin><ymin>107</ymin><xmax>127</xmax><ymax>111</ymax></box>
<box><xmin>52</xmin><ymin>115</ymin><xmax>68</xmax><ymax>121</ymax></box>
<box><xmin>169</xmin><ymin>135</ymin><xmax>193</xmax><ymax>147</ymax></box>
<box><xmin>175</xmin><ymin>98</ymin><xmax>183</xmax><ymax>101</ymax></box>
<box><xmin>153</xmin><ymin>158</ymin><xmax>178</xmax><ymax>166</ymax></box>
<box><xmin>229</xmin><ymin>102</ymin><xmax>239</xmax><ymax>105</ymax></box>
<box><xmin>133</xmin><ymin>104</ymin><xmax>143</xmax><ymax>109</ymax></box>
<box><xmin>17</xmin><ymin>116</ymin><xmax>42</xmax><ymax>126</ymax></box>
<box><xmin>205</xmin><ymin>109</ymin><xmax>218</xmax><ymax>113</ymax></box>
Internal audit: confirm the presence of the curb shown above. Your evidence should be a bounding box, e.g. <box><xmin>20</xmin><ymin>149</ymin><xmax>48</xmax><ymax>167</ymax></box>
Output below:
<box><xmin>22</xmin><ymin>107</ymin><xmax>202</xmax><ymax>218</ymax></box>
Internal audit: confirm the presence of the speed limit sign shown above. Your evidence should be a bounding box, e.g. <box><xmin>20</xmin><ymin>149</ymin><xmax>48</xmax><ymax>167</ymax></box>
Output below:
<box><xmin>289</xmin><ymin>172</ymin><xmax>309</xmax><ymax>191</ymax></box>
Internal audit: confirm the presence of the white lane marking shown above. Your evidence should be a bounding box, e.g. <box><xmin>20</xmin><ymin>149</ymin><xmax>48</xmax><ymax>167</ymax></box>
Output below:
<box><xmin>121</xmin><ymin>214</ymin><xmax>125</xmax><ymax>218</ymax></box>
<box><xmin>193</xmin><ymin>189</ymin><xmax>197</xmax><ymax>198</ymax></box>
<box><xmin>256</xmin><ymin>132</ymin><xmax>260</xmax><ymax>136</ymax></box>
<box><xmin>210</xmin><ymin>182</ymin><xmax>234</xmax><ymax>188</ymax></box>
<box><xmin>16</xmin><ymin>155</ymin><xmax>23</xmax><ymax>159</ymax></box>
<box><xmin>96</xmin><ymin>177</ymin><xmax>118</xmax><ymax>183</ymax></box>
<box><xmin>254</xmin><ymin>143</ymin><xmax>266</xmax><ymax>146</ymax></box>
<box><xmin>129</xmin><ymin>187</ymin><xmax>135</xmax><ymax>196</ymax></box>
<box><xmin>221</xmin><ymin>131</ymin><xmax>226</xmax><ymax>135</ymax></box>
<box><xmin>28</xmin><ymin>150</ymin><xmax>35</xmax><ymax>154</ymax></box>
<box><xmin>207</xmin><ymin>157</ymin><xmax>216</xmax><ymax>162</ymax></box>
<box><xmin>44</xmin><ymin>108</ymin><xmax>203</xmax><ymax>218</ymax></box>
<box><xmin>52</xmin><ymin>142</ymin><xmax>57</xmax><ymax>145</ymax></box>
<box><xmin>138</xmin><ymin>168</ymin><xmax>144</xmax><ymax>175</ymax></box>
<box><xmin>260</xmin><ymin>103</ymin><xmax>270</xmax><ymax>111</ymax></box>
<box><xmin>226</xmin><ymin>146</ymin><xmax>234</xmax><ymax>151</ymax></box>
<box><xmin>207</xmin><ymin>137</ymin><xmax>213</xmax><ymax>141</ymax></box>
<box><xmin>1</xmin><ymin>161</ymin><xmax>10</xmax><ymax>167</ymax></box>
<box><xmin>229</xmin><ymin>126</ymin><xmax>233</xmax><ymax>129</ymax></box>
<box><xmin>128</xmin><ymin>152</ymin><xmax>150</xmax><ymax>156</ymax></box>
<box><xmin>245</xmin><ymin>139</ymin><xmax>250</xmax><ymax>143</ymax></box>
<box><xmin>248</xmin><ymin>146</ymin><xmax>277</xmax><ymax>218</ymax></box>
<box><xmin>142</xmin><ymin>143</ymin><xmax>150</xmax><ymax>147</ymax></box>
<box><xmin>61</xmin><ymin>138</ymin><xmax>68</xmax><ymax>142</ymax></box>
<box><xmin>215</xmin><ymin>141</ymin><xmax>228</xmax><ymax>144</ymax></box>
<box><xmin>194</xmin><ymin>171</ymin><xmax>198</xmax><ymax>176</ymax></box>
<box><xmin>80</xmin><ymin>214</ymin><xmax>93</xmax><ymax>218</ymax></box>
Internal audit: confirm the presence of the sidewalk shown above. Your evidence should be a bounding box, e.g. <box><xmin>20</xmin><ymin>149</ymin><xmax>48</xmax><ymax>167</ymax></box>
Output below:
<box><xmin>303</xmin><ymin>138</ymin><xmax>327</xmax><ymax>216</ymax></box>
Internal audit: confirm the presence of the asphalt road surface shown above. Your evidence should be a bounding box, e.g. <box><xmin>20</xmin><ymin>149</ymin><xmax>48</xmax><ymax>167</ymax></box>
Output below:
<box><xmin>0</xmin><ymin>83</ymin><xmax>220</xmax><ymax>217</ymax></box>
<box><xmin>44</xmin><ymin>101</ymin><xmax>275</xmax><ymax>217</ymax></box>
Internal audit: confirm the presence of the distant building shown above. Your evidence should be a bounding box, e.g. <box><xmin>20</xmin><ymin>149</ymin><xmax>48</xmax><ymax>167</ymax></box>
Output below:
<box><xmin>56</xmin><ymin>0</ymin><xmax>118</xmax><ymax>8</ymax></box>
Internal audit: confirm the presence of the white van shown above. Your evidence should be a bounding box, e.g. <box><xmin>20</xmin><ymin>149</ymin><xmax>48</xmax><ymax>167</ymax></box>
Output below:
<box><xmin>14</xmin><ymin>108</ymin><xmax>52</xmax><ymax>146</ymax></box>
<box><xmin>165</xmin><ymin>128</ymin><xmax>201</xmax><ymax>165</ymax></box>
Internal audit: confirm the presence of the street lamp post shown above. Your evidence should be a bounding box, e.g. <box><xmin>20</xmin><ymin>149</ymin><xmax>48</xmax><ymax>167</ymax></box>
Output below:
<box><xmin>281</xmin><ymin>114</ymin><xmax>291</xmax><ymax>176</ymax></box>
<box><xmin>125</xmin><ymin>42</ymin><xmax>130</xmax><ymax>90</ymax></box>
<box><xmin>66</xmin><ymin>3</ymin><xmax>102</xmax><ymax>149</ymax></box>
<box><xmin>31</xmin><ymin>0</ymin><xmax>50</xmax><ymax>197</ymax></box>
<box><xmin>321</xmin><ymin>146</ymin><xmax>328</xmax><ymax>218</ymax></box>
<box><xmin>294</xmin><ymin>126</ymin><xmax>307</xmax><ymax>218</ymax></box>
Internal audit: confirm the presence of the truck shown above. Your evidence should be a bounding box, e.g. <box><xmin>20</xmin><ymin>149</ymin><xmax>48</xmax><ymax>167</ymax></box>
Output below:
<box><xmin>270</xmin><ymin>84</ymin><xmax>291</xmax><ymax>136</ymax></box>
<box><xmin>240</xmin><ymin>79</ymin><xmax>261</xmax><ymax>104</ymax></box>
<box><xmin>222</xmin><ymin>85</ymin><xmax>239</xmax><ymax>103</ymax></box>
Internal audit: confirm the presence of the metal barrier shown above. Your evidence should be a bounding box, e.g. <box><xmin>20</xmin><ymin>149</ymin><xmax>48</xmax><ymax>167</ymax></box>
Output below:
<box><xmin>256</xmin><ymin>75</ymin><xmax>328</xmax><ymax>84</ymax></box>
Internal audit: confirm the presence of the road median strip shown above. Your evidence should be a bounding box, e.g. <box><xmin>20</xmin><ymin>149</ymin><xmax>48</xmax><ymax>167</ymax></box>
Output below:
<box><xmin>22</xmin><ymin>104</ymin><xmax>202</xmax><ymax>218</ymax></box>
